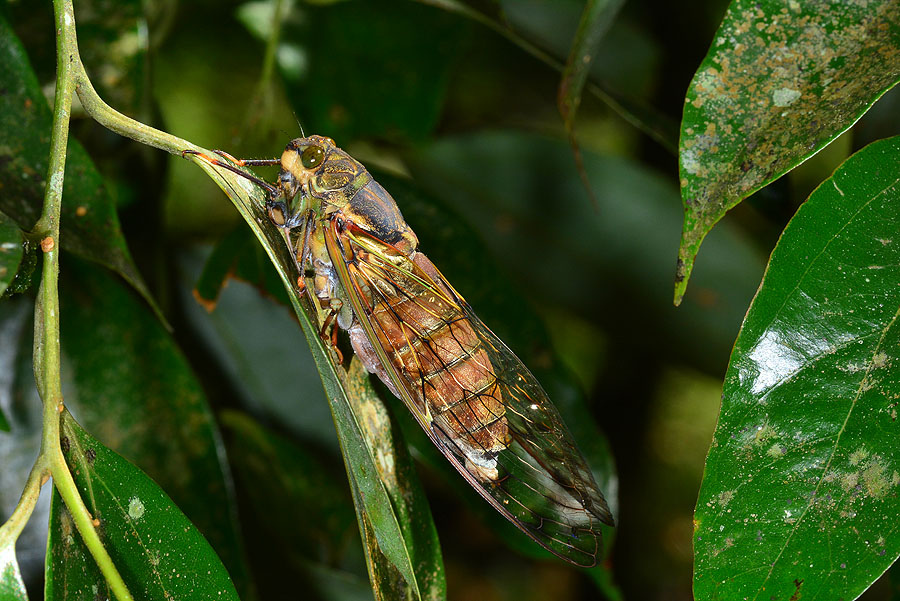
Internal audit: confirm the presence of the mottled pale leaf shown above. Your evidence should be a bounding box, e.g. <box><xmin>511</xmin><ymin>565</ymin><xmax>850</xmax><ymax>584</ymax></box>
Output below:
<box><xmin>45</xmin><ymin>416</ymin><xmax>240</xmax><ymax>601</ymax></box>
<box><xmin>694</xmin><ymin>137</ymin><xmax>900</xmax><ymax>600</ymax></box>
<box><xmin>676</xmin><ymin>0</ymin><xmax>900</xmax><ymax>303</ymax></box>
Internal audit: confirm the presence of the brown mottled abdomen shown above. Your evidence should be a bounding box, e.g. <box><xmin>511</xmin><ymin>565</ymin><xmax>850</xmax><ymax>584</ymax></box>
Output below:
<box><xmin>364</xmin><ymin>253</ymin><xmax>509</xmax><ymax>469</ymax></box>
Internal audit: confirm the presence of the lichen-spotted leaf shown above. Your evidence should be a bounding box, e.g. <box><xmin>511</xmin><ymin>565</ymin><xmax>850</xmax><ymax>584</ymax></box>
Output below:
<box><xmin>676</xmin><ymin>0</ymin><xmax>900</xmax><ymax>303</ymax></box>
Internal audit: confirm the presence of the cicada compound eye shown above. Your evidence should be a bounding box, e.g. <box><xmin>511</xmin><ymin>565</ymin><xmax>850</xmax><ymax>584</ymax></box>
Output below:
<box><xmin>301</xmin><ymin>145</ymin><xmax>325</xmax><ymax>169</ymax></box>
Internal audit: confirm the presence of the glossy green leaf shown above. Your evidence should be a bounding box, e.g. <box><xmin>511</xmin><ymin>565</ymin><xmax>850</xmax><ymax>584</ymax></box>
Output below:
<box><xmin>0</xmin><ymin>15</ymin><xmax>160</xmax><ymax>319</ymax></box>
<box><xmin>0</xmin><ymin>544</ymin><xmax>28</xmax><ymax>601</ymax></box>
<box><xmin>694</xmin><ymin>136</ymin><xmax>900</xmax><ymax>600</ymax></box>
<box><xmin>676</xmin><ymin>0</ymin><xmax>900</xmax><ymax>303</ymax></box>
<box><xmin>56</xmin><ymin>258</ymin><xmax>254</xmax><ymax>596</ymax></box>
<box><xmin>188</xmin><ymin>152</ymin><xmax>445</xmax><ymax>600</ymax></box>
<box><xmin>0</xmin><ymin>211</ymin><xmax>25</xmax><ymax>300</ymax></box>
<box><xmin>46</xmin><ymin>415</ymin><xmax>240</xmax><ymax>601</ymax></box>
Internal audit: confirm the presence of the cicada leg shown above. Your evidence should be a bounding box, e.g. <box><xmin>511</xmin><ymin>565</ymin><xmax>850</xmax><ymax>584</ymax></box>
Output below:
<box><xmin>180</xmin><ymin>149</ymin><xmax>280</xmax><ymax>196</ymax></box>
<box><xmin>318</xmin><ymin>301</ymin><xmax>344</xmax><ymax>363</ymax></box>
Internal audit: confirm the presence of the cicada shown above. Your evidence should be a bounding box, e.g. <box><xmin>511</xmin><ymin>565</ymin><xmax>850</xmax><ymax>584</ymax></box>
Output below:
<box><xmin>187</xmin><ymin>136</ymin><xmax>614</xmax><ymax>567</ymax></box>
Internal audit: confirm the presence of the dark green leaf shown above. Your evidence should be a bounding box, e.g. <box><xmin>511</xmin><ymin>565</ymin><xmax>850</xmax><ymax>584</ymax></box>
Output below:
<box><xmin>194</xmin><ymin>222</ymin><xmax>289</xmax><ymax>308</ymax></box>
<box><xmin>694</xmin><ymin>136</ymin><xmax>900</xmax><ymax>600</ymax></box>
<box><xmin>189</xmin><ymin>152</ymin><xmax>445</xmax><ymax>600</ymax></box>
<box><xmin>0</xmin><ymin>211</ymin><xmax>25</xmax><ymax>299</ymax></box>
<box><xmin>220</xmin><ymin>410</ymin><xmax>356</xmax><ymax>564</ymax></box>
<box><xmin>0</xmin><ymin>544</ymin><xmax>28</xmax><ymax>601</ymax></box>
<box><xmin>0</xmin><ymin>15</ymin><xmax>161</xmax><ymax>320</ymax></box>
<box><xmin>180</xmin><ymin>246</ymin><xmax>334</xmax><ymax>450</ymax></box>
<box><xmin>676</xmin><ymin>0</ymin><xmax>900</xmax><ymax>303</ymax></box>
<box><xmin>46</xmin><ymin>416</ymin><xmax>240</xmax><ymax>601</ymax></box>
<box><xmin>557</xmin><ymin>0</ymin><xmax>623</xmax><ymax>129</ymax></box>
<box><xmin>57</xmin><ymin>258</ymin><xmax>255</xmax><ymax>598</ymax></box>
<box><xmin>270</xmin><ymin>1</ymin><xmax>465</xmax><ymax>143</ymax></box>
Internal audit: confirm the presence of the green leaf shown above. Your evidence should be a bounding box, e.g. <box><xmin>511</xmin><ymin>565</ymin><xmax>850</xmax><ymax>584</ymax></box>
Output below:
<box><xmin>0</xmin><ymin>211</ymin><xmax>25</xmax><ymax>300</ymax></box>
<box><xmin>57</xmin><ymin>258</ymin><xmax>255</xmax><ymax>598</ymax></box>
<box><xmin>194</xmin><ymin>222</ymin><xmax>291</xmax><ymax>309</ymax></box>
<box><xmin>46</xmin><ymin>416</ymin><xmax>240</xmax><ymax>601</ymax></box>
<box><xmin>675</xmin><ymin>0</ymin><xmax>900</xmax><ymax>303</ymax></box>
<box><xmin>0</xmin><ymin>544</ymin><xmax>28</xmax><ymax>601</ymax></box>
<box><xmin>694</xmin><ymin>136</ymin><xmax>900</xmax><ymax>600</ymax></box>
<box><xmin>557</xmin><ymin>0</ymin><xmax>623</xmax><ymax>129</ymax></box>
<box><xmin>0</xmin><ymin>15</ymin><xmax>161</xmax><ymax>321</ymax></box>
<box><xmin>188</xmin><ymin>152</ymin><xmax>445</xmax><ymax>600</ymax></box>
<box><xmin>220</xmin><ymin>410</ymin><xmax>356</xmax><ymax>565</ymax></box>
<box><xmin>269</xmin><ymin>1</ymin><xmax>465</xmax><ymax>143</ymax></box>
<box><xmin>181</xmin><ymin>246</ymin><xmax>334</xmax><ymax>450</ymax></box>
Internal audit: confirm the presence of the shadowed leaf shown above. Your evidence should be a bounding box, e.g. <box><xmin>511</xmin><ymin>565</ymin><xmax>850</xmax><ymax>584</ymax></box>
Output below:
<box><xmin>0</xmin><ymin>16</ymin><xmax>162</xmax><ymax>323</ymax></box>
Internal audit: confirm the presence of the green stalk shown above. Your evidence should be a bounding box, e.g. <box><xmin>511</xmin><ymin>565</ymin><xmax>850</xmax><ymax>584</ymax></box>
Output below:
<box><xmin>37</xmin><ymin>2</ymin><xmax>134</xmax><ymax>599</ymax></box>
<box><xmin>0</xmin><ymin>457</ymin><xmax>48</xmax><ymax>551</ymax></box>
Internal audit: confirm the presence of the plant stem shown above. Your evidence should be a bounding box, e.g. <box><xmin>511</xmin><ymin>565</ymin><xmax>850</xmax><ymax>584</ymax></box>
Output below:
<box><xmin>73</xmin><ymin>59</ymin><xmax>201</xmax><ymax>155</ymax></box>
<box><xmin>39</xmin><ymin>2</ymin><xmax>134</xmax><ymax>600</ymax></box>
<box><xmin>0</xmin><ymin>457</ymin><xmax>49</xmax><ymax>550</ymax></box>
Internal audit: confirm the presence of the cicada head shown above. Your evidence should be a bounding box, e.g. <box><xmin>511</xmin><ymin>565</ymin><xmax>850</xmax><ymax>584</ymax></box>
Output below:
<box><xmin>275</xmin><ymin>135</ymin><xmax>369</xmax><ymax>220</ymax></box>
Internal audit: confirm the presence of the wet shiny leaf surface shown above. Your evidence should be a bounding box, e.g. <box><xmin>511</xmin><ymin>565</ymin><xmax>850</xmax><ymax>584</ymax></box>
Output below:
<box><xmin>694</xmin><ymin>137</ymin><xmax>900</xmax><ymax>600</ymax></box>
<box><xmin>46</xmin><ymin>416</ymin><xmax>240</xmax><ymax>601</ymax></box>
<box><xmin>676</xmin><ymin>0</ymin><xmax>900</xmax><ymax>303</ymax></box>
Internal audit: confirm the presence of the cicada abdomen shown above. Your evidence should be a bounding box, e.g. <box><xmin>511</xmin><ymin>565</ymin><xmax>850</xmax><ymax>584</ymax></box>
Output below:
<box><xmin>342</xmin><ymin>230</ymin><xmax>510</xmax><ymax>482</ymax></box>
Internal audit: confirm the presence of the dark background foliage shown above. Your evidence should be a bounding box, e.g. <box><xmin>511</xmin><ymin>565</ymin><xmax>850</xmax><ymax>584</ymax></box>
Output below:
<box><xmin>1</xmin><ymin>0</ymin><xmax>899</xmax><ymax>600</ymax></box>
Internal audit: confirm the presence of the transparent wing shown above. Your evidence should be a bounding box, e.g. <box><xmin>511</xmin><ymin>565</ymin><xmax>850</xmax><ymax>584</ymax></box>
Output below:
<box><xmin>326</xmin><ymin>220</ymin><xmax>613</xmax><ymax>567</ymax></box>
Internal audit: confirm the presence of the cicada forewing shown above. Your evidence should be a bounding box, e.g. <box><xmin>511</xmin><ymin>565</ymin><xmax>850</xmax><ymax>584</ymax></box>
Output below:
<box><xmin>324</xmin><ymin>219</ymin><xmax>613</xmax><ymax>567</ymax></box>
